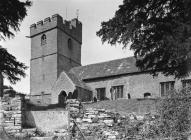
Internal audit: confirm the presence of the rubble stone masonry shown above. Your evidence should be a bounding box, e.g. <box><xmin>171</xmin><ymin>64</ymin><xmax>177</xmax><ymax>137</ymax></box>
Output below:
<box><xmin>0</xmin><ymin>73</ymin><xmax>3</xmax><ymax>97</ymax></box>
<box><xmin>0</xmin><ymin>94</ymin><xmax>25</xmax><ymax>134</ymax></box>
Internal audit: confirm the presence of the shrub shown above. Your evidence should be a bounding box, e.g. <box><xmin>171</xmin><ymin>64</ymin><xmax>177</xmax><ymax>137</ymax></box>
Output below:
<box><xmin>158</xmin><ymin>87</ymin><xmax>191</xmax><ymax>138</ymax></box>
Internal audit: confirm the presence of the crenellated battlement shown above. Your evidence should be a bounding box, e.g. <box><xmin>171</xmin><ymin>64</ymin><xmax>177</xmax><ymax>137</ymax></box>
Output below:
<box><xmin>30</xmin><ymin>14</ymin><xmax>82</xmax><ymax>43</ymax></box>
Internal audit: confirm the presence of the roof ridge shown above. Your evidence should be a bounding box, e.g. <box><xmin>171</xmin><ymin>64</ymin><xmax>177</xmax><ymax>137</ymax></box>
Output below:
<box><xmin>73</xmin><ymin>56</ymin><xmax>135</xmax><ymax>69</ymax></box>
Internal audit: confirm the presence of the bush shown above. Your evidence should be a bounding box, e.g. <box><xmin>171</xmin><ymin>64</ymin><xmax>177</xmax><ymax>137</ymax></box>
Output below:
<box><xmin>158</xmin><ymin>88</ymin><xmax>191</xmax><ymax>138</ymax></box>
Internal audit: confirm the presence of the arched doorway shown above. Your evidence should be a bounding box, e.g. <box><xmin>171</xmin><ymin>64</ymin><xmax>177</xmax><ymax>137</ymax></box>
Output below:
<box><xmin>72</xmin><ymin>89</ymin><xmax>78</xmax><ymax>99</ymax></box>
<box><xmin>58</xmin><ymin>91</ymin><xmax>67</xmax><ymax>105</ymax></box>
<box><xmin>67</xmin><ymin>92</ymin><xmax>73</xmax><ymax>99</ymax></box>
<box><xmin>144</xmin><ymin>92</ymin><xmax>151</xmax><ymax>98</ymax></box>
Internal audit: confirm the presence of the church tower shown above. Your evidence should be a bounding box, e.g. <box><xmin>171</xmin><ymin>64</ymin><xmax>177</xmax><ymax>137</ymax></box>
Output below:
<box><xmin>30</xmin><ymin>14</ymin><xmax>82</xmax><ymax>98</ymax></box>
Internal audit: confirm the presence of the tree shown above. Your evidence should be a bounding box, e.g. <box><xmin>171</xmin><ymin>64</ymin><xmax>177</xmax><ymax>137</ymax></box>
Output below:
<box><xmin>0</xmin><ymin>46</ymin><xmax>27</xmax><ymax>97</ymax></box>
<box><xmin>0</xmin><ymin>46</ymin><xmax>27</xmax><ymax>84</ymax></box>
<box><xmin>0</xmin><ymin>0</ymin><xmax>31</xmax><ymax>40</ymax></box>
<box><xmin>0</xmin><ymin>0</ymin><xmax>31</xmax><ymax>97</ymax></box>
<box><xmin>97</xmin><ymin>0</ymin><xmax>191</xmax><ymax>78</ymax></box>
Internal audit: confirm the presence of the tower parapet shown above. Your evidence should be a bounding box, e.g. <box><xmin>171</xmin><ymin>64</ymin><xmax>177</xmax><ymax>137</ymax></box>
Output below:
<box><xmin>30</xmin><ymin>14</ymin><xmax>82</xmax><ymax>43</ymax></box>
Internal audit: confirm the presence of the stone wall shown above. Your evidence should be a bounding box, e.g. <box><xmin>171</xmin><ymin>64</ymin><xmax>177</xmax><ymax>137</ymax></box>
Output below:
<box><xmin>0</xmin><ymin>94</ymin><xmax>25</xmax><ymax>134</ymax></box>
<box><xmin>77</xmin><ymin>87</ymin><xmax>93</xmax><ymax>102</ymax></box>
<box><xmin>84</xmin><ymin>98</ymin><xmax>159</xmax><ymax>116</ymax></box>
<box><xmin>85</xmin><ymin>73</ymin><xmax>191</xmax><ymax>100</ymax></box>
<box><xmin>0</xmin><ymin>94</ymin><xmax>70</xmax><ymax>139</ymax></box>
<box><xmin>29</xmin><ymin>94</ymin><xmax>51</xmax><ymax>106</ymax></box>
<box><xmin>24</xmin><ymin>110</ymin><xmax>69</xmax><ymax>132</ymax></box>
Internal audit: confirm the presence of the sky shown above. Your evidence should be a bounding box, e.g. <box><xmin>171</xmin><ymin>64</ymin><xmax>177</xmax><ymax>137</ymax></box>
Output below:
<box><xmin>1</xmin><ymin>0</ymin><xmax>134</xmax><ymax>94</ymax></box>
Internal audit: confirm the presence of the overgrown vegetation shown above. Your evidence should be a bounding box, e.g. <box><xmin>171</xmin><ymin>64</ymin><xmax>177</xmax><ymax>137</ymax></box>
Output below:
<box><xmin>140</xmin><ymin>88</ymin><xmax>191</xmax><ymax>139</ymax></box>
<box><xmin>158</xmin><ymin>88</ymin><xmax>191</xmax><ymax>139</ymax></box>
<box><xmin>85</xmin><ymin>88</ymin><xmax>191</xmax><ymax>139</ymax></box>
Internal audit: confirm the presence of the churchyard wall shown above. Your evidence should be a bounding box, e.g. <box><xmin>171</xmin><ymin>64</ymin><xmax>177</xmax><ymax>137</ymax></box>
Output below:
<box><xmin>0</xmin><ymin>94</ymin><xmax>25</xmax><ymax>134</ymax></box>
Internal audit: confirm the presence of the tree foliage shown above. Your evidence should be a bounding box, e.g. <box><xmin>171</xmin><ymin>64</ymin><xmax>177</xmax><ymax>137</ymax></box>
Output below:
<box><xmin>0</xmin><ymin>46</ymin><xmax>27</xmax><ymax>84</ymax></box>
<box><xmin>158</xmin><ymin>89</ymin><xmax>191</xmax><ymax>138</ymax></box>
<box><xmin>0</xmin><ymin>0</ymin><xmax>31</xmax><ymax>40</ymax></box>
<box><xmin>97</xmin><ymin>0</ymin><xmax>191</xmax><ymax>78</ymax></box>
<box><xmin>0</xmin><ymin>0</ymin><xmax>31</xmax><ymax>97</ymax></box>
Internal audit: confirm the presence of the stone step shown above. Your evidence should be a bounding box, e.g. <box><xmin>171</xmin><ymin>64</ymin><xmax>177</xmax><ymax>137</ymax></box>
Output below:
<box><xmin>30</xmin><ymin>137</ymin><xmax>54</xmax><ymax>140</ymax></box>
<box><xmin>30</xmin><ymin>136</ymin><xmax>70</xmax><ymax>140</ymax></box>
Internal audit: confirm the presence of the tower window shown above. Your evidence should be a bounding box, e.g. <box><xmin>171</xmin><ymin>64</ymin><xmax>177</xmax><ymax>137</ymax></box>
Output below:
<box><xmin>41</xmin><ymin>34</ymin><xmax>47</xmax><ymax>45</ymax></box>
<box><xmin>68</xmin><ymin>38</ymin><xmax>72</xmax><ymax>49</ymax></box>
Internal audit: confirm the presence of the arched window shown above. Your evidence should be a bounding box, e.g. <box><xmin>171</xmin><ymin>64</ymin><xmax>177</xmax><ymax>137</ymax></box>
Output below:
<box><xmin>67</xmin><ymin>92</ymin><xmax>73</xmax><ymax>99</ymax></box>
<box><xmin>144</xmin><ymin>92</ymin><xmax>151</xmax><ymax>98</ymax></box>
<box><xmin>68</xmin><ymin>38</ymin><xmax>72</xmax><ymax>49</ymax></box>
<box><xmin>41</xmin><ymin>34</ymin><xmax>46</xmax><ymax>45</ymax></box>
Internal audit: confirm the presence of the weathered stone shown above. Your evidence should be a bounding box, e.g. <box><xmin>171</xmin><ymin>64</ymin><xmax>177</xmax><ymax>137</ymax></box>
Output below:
<box><xmin>98</xmin><ymin>113</ymin><xmax>110</xmax><ymax>119</ymax></box>
<box><xmin>30</xmin><ymin>136</ymin><xmax>54</xmax><ymax>140</ymax></box>
<box><xmin>76</xmin><ymin>118</ymin><xmax>82</xmax><ymax>123</ymax></box>
<box><xmin>91</xmin><ymin>116</ymin><xmax>99</xmax><ymax>123</ymax></box>
<box><xmin>4</xmin><ymin>126</ymin><xmax>21</xmax><ymax>130</ymax></box>
<box><xmin>82</xmin><ymin>118</ymin><xmax>92</xmax><ymax>123</ymax></box>
<box><xmin>103</xmin><ymin>119</ymin><xmax>114</xmax><ymax>126</ymax></box>
<box><xmin>14</xmin><ymin>132</ymin><xmax>28</xmax><ymax>138</ymax></box>
<box><xmin>87</xmin><ymin>114</ymin><xmax>96</xmax><ymax>118</ymax></box>
<box><xmin>107</xmin><ymin>135</ymin><xmax>117</xmax><ymax>139</ymax></box>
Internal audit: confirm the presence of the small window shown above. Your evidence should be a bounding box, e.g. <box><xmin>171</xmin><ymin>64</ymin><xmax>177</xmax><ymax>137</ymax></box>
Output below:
<box><xmin>41</xmin><ymin>34</ymin><xmax>46</xmax><ymax>45</ymax></box>
<box><xmin>96</xmin><ymin>88</ymin><xmax>106</xmax><ymax>101</ymax></box>
<box><xmin>68</xmin><ymin>38</ymin><xmax>72</xmax><ymax>49</ymax></box>
<box><xmin>160</xmin><ymin>81</ymin><xmax>175</xmax><ymax>96</ymax></box>
<box><xmin>144</xmin><ymin>92</ymin><xmax>151</xmax><ymax>98</ymax></box>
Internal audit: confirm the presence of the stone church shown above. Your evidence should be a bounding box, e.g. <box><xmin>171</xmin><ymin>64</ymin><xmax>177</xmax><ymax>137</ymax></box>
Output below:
<box><xmin>29</xmin><ymin>14</ymin><xmax>191</xmax><ymax>105</ymax></box>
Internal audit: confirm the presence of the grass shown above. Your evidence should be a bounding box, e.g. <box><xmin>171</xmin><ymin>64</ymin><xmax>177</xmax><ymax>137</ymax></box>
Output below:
<box><xmin>83</xmin><ymin>98</ymin><xmax>158</xmax><ymax>116</ymax></box>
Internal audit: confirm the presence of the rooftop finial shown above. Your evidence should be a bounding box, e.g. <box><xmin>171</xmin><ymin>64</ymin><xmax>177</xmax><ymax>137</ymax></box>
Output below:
<box><xmin>66</xmin><ymin>7</ymin><xmax>68</xmax><ymax>20</ymax></box>
<box><xmin>76</xmin><ymin>9</ymin><xmax>79</xmax><ymax>20</ymax></box>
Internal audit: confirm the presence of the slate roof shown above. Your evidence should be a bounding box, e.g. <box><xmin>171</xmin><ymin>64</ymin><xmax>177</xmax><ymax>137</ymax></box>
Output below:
<box><xmin>69</xmin><ymin>56</ymin><xmax>140</xmax><ymax>80</ymax></box>
<box><xmin>65</xmin><ymin>72</ymin><xmax>92</xmax><ymax>90</ymax></box>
